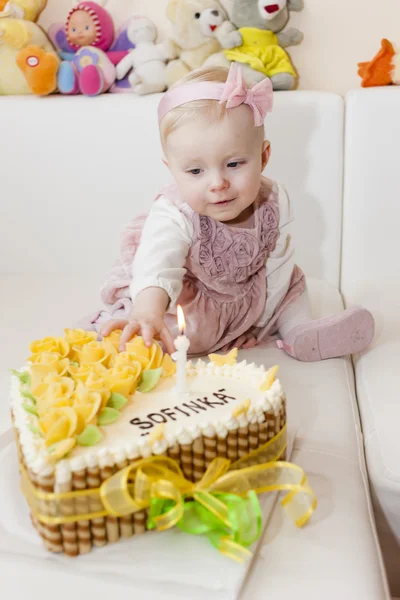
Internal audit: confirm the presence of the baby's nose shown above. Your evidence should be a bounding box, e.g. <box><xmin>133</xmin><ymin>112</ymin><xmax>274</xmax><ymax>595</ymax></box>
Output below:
<box><xmin>210</xmin><ymin>177</ymin><xmax>229</xmax><ymax>192</ymax></box>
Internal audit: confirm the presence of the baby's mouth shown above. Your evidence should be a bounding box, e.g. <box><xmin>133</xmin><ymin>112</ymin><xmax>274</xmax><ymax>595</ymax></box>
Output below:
<box><xmin>215</xmin><ymin>198</ymin><xmax>235</xmax><ymax>206</ymax></box>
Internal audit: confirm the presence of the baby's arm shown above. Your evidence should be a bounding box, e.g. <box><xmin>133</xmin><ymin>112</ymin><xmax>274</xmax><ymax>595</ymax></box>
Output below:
<box><xmin>101</xmin><ymin>197</ymin><xmax>192</xmax><ymax>352</ymax></box>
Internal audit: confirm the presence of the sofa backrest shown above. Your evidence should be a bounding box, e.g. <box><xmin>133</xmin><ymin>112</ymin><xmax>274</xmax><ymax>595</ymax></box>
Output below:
<box><xmin>0</xmin><ymin>92</ymin><xmax>344</xmax><ymax>286</ymax></box>
<box><xmin>341</xmin><ymin>88</ymin><xmax>400</xmax><ymax>316</ymax></box>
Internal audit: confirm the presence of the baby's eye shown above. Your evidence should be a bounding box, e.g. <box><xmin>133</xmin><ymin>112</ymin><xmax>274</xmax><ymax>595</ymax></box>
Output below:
<box><xmin>227</xmin><ymin>161</ymin><xmax>241</xmax><ymax>168</ymax></box>
<box><xmin>189</xmin><ymin>168</ymin><xmax>201</xmax><ymax>175</ymax></box>
<box><xmin>72</xmin><ymin>27</ymin><xmax>76</xmax><ymax>32</ymax></box>
<box><xmin>85</xmin><ymin>26</ymin><xmax>89</xmax><ymax>30</ymax></box>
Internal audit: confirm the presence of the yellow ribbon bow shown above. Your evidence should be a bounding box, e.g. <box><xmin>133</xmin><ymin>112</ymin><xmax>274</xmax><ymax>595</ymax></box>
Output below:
<box><xmin>20</xmin><ymin>425</ymin><xmax>317</xmax><ymax>562</ymax></box>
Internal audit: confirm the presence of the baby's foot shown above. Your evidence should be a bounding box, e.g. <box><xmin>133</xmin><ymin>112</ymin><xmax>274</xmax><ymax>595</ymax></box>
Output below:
<box><xmin>58</xmin><ymin>61</ymin><xmax>79</xmax><ymax>95</ymax></box>
<box><xmin>277</xmin><ymin>307</ymin><xmax>375</xmax><ymax>362</ymax></box>
<box><xmin>16</xmin><ymin>46</ymin><xmax>59</xmax><ymax>96</ymax></box>
<box><xmin>79</xmin><ymin>65</ymin><xmax>104</xmax><ymax>96</ymax></box>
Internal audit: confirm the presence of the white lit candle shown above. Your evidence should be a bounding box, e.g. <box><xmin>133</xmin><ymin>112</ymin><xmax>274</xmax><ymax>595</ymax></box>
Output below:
<box><xmin>173</xmin><ymin>305</ymin><xmax>190</xmax><ymax>395</ymax></box>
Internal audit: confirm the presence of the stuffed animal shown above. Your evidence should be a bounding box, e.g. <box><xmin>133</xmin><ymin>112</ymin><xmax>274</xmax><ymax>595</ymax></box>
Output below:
<box><xmin>206</xmin><ymin>0</ymin><xmax>304</xmax><ymax>90</ymax></box>
<box><xmin>115</xmin><ymin>17</ymin><xmax>174</xmax><ymax>95</ymax></box>
<box><xmin>47</xmin><ymin>12</ymin><xmax>138</xmax><ymax>96</ymax></box>
<box><xmin>0</xmin><ymin>0</ymin><xmax>59</xmax><ymax>95</ymax></box>
<box><xmin>47</xmin><ymin>0</ymin><xmax>124</xmax><ymax>96</ymax></box>
<box><xmin>165</xmin><ymin>0</ymin><xmax>242</xmax><ymax>87</ymax></box>
<box><xmin>358</xmin><ymin>39</ymin><xmax>400</xmax><ymax>87</ymax></box>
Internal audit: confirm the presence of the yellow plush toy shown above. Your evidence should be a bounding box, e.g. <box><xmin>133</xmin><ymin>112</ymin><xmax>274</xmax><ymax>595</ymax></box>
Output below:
<box><xmin>0</xmin><ymin>0</ymin><xmax>59</xmax><ymax>95</ymax></box>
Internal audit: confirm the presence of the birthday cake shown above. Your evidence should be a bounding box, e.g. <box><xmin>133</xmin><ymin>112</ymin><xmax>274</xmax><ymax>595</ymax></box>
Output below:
<box><xmin>10</xmin><ymin>329</ymin><xmax>287</xmax><ymax>556</ymax></box>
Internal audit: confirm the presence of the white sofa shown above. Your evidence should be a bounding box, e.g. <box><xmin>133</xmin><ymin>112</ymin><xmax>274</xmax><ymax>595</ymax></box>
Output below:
<box><xmin>0</xmin><ymin>88</ymin><xmax>396</xmax><ymax>599</ymax></box>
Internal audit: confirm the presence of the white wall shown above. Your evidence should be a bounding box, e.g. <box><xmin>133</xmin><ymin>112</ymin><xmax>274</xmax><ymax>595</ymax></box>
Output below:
<box><xmin>39</xmin><ymin>0</ymin><xmax>400</xmax><ymax>95</ymax></box>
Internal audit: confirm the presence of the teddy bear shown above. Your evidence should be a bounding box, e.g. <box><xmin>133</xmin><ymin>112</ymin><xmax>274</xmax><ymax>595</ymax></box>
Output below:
<box><xmin>0</xmin><ymin>0</ymin><xmax>59</xmax><ymax>95</ymax></box>
<box><xmin>115</xmin><ymin>17</ymin><xmax>173</xmax><ymax>95</ymax></box>
<box><xmin>205</xmin><ymin>0</ymin><xmax>304</xmax><ymax>90</ymax></box>
<box><xmin>165</xmin><ymin>0</ymin><xmax>242</xmax><ymax>87</ymax></box>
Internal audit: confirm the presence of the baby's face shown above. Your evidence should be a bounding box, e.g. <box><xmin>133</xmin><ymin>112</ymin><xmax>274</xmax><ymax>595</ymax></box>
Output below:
<box><xmin>68</xmin><ymin>10</ymin><xmax>97</xmax><ymax>47</ymax></box>
<box><xmin>165</xmin><ymin>106</ymin><xmax>269</xmax><ymax>224</ymax></box>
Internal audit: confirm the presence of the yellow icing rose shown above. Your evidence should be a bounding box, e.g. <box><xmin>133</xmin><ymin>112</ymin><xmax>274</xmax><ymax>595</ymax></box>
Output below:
<box><xmin>39</xmin><ymin>407</ymin><xmax>78</xmax><ymax>446</ymax></box>
<box><xmin>84</xmin><ymin>372</ymin><xmax>111</xmax><ymax>408</ymax></box>
<box><xmin>103</xmin><ymin>329</ymin><xmax>123</xmax><ymax>351</ymax></box>
<box><xmin>76</xmin><ymin>341</ymin><xmax>115</xmax><ymax>367</ymax></box>
<box><xmin>126</xmin><ymin>337</ymin><xmax>150</xmax><ymax>361</ymax></box>
<box><xmin>73</xmin><ymin>380</ymin><xmax>103</xmax><ymax>406</ymax></box>
<box><xmin>64</xmin><ymin>329</ymin><xmax>98</xmax><ymax>361</ymax></box>
<box><xmin>105</xmin><ymin>364</ymin><xmax>141</xmax><ymax>397</ymax></box>
<box><xmin>30</xmin><ymin>356</ymin><xmax>69</xmax><ymax>393</ymax></box>
<box><xmin>74</xmin><ymin>399</ymin><xmax>102</xmax><ymax>434</ymax></box>
<box><xmin>147</xmin><ymin>342</ymin><xmax>164</xmax><ymax>370</ymax></box>
<box><xmin>47</xmin><ymin>438</ymin><xmax>76</xmax><ymax>462</ymax></box>
<box><xmin>113</xmin><ymin>352</ymin><xmax>144</xmax><ymax>372</ymax></box>
<box><xmin>67</xmin><ymin>362</ymin><xmax>107</xmax><ymax>382</ymax></box>
<box><xmin>28</xmin><ymin>337</ymin><xmax>69</xmax><ymax>362</ymax></box>
<box><xmin>34</xmin><ymin>373</ymin><xmax>75</xmax><ymax>399</ymax></box>
<box><xmin>71</xmin><ymin>382</ymin><xmax>103</xmax><ymax>432</ymax></box>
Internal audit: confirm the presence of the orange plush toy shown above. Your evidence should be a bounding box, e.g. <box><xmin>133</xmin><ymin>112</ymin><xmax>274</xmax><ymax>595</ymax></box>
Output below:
<box><xmin>358</xmin><ymin>39</ymin><xmax>400</xmax><ymax>87</ymax></box>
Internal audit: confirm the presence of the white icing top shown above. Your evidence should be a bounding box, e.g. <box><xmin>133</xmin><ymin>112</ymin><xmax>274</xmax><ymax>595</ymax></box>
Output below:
<box><xmin>10</xmin><ymin>360</ymin><xmax>284</xmax><ymax>484</ymax></box>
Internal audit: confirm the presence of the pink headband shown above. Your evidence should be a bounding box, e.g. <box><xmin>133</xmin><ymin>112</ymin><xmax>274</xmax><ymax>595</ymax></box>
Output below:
<box><xmin>158</xmin><ymin>63</ymin><xmax>273</xmax><ymax>127</ymax></box>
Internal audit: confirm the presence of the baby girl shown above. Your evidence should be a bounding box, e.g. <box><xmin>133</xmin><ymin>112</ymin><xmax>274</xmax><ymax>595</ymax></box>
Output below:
<box><xmin>83</xmin><ymin>63</ymin><xmax>375</xmax><ymax>361</ymax></box>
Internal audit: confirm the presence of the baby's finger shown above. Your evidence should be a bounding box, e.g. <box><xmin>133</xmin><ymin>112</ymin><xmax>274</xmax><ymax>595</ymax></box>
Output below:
<box><xmin>100</xmin><ymin>319</ymin><xmax>129</xmax><ymax>337</ymax></box>
<box><xmin>141</xmin><ymin>324</ymin><xmax>155</xmax><ymax>348</ymax></box>
<box><xmin>160</xmin><ymin>325</ymin><xmax>175</xmax><ymax>355</ymax></box>
<box><xmin>119</xmin><ymin>322</ymin><xmax>140</xmax><ymax>351</ymax></box>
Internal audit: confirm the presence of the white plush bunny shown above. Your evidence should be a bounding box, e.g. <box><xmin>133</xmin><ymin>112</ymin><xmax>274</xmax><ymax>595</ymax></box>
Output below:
<box><xmin>116</xmin><ymin>17</ymin><xmax>172</xmax><ymax>95</ymax></box>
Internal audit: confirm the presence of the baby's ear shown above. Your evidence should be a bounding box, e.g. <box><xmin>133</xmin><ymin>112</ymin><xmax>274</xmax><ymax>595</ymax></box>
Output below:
<box><xmin>262</xmin><ymin>141</ymin><xmax>271</xmax><ymax>169</ymax></box>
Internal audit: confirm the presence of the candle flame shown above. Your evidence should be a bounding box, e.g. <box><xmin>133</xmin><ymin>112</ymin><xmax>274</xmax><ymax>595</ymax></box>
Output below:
<box><xmin>177</xmin><ymin>305</ymin><xmax>186</xmax><ymax>334</ymax></box>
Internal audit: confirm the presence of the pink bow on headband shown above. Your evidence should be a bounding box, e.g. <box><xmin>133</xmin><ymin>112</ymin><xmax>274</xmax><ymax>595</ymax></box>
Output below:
<box><xmin>219</xmin><ymin>63</ymin><xmax>274</xmax><ymax>127</ymax></box>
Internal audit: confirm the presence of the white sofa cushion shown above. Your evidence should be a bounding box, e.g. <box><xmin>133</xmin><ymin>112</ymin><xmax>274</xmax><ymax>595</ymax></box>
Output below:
<box><xmin>342</xmin><ymin>87</ymin><xmax>400</xmax><ymax>592</ymax></box>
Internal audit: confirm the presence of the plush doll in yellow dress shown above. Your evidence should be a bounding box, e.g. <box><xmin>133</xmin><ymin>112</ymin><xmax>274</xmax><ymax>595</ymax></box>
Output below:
<box><xmin>224</xmin><ymin>27</ymin><xmax>296</xmax><ymax>80</ymax></box>
<box><xmin>0</xmin><ymin>0</ymin><xmax>59</xmax><ymax>95</ymax></box>
<box><xmin>205</xmin><ymin>0</ymin><xmax>303</xmax><ymax>90</ymax></box>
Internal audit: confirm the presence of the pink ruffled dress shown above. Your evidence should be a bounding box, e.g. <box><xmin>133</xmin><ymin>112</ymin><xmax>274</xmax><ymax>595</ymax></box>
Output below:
<box><xmin>82</xmin><ymin>178</ymin><xmax>305</xmax><ymax>356</ymax></box>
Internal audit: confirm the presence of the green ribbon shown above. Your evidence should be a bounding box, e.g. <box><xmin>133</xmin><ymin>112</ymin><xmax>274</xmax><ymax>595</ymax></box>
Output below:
<box><xmin>148</xmin><ymin>491</ymin><xmax>263</xmax><ymax>557</ymax></box>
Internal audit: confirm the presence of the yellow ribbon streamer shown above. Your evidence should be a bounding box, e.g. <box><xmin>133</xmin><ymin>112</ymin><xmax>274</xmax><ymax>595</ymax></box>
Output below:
<box><xmin>20</xmin><ymin>424</ymin><xmax>317</xmax><ymax>536</ymax></box>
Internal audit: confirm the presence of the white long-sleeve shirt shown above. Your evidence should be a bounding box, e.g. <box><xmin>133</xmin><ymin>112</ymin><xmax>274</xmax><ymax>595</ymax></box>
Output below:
<box><xmin>130</xmin><ymin>182</ymin><xmax>296</xmax><ymax>324</ymax></box>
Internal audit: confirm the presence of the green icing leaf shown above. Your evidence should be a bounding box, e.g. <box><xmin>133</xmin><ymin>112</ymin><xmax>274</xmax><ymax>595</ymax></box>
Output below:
<box><xmin>77</xmin><ymin>425</ymin><xmax>102</xmax><ymax>447</ymax></box>
<box><xmin>107</xmin><ymin>392</ymin><xmax>128</xmax><ymax>411</ymax></box>
<box><xmin>10</xmin><ymin>370</ymin><xmax>31</xmax><ymax>386</ymax></box>
<box><xmin>138</xmin><ymin>368</ymin><xmax>162</xmax><ymax>393</ymax></box>
<box><xmin>47</xmin><ymin>445</ymin><xmax>56</xmax><ymax>454</ymax></box>
<box><xmin>20</xmin><ymin>389</ymin><xmax>37</xmax><ymax>404</ymax></box>
<box><xmin>22</xmin><ymin>403</ymin><xmax>39</xmax><ymax>417</ymax></box>
<box><xmin>27</xmin><ymin>424</ymin><xmax>42</xmax><ymax>437</ymax></box>
<box><xmin>70</xmin><ymin>361</ymin><xmax>79</xmax><ymax>367</ymax></box>
<box><xmin>97</xmin><ymin>407</ymin><xmax>120</xmax><ymax>426</ymax></box>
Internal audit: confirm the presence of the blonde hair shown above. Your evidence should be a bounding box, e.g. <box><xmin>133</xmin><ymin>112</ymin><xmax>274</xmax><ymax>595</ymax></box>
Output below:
<box><xmin>160</xmin><ymin>67</ymin><xmax>265</xmax><ymax>150</ymax></box>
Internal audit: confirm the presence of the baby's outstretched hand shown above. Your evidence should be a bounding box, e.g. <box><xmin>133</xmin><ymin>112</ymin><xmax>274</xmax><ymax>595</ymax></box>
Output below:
<box><xmin>100</xmin><ymin>314</ymin><xmax>175</xmax><ymax>355</ymax></box>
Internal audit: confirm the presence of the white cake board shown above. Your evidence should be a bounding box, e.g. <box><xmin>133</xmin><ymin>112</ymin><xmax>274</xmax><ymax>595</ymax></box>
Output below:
<box><xmin>0</xmin><ymin>428</ymin><xmax>295</xmax><ymax>600</ymax></box>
